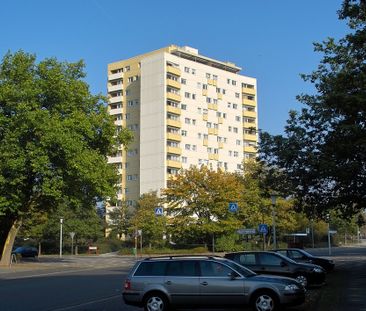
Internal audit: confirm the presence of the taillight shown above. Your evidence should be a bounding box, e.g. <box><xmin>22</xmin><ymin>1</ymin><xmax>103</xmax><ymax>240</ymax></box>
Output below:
<box><xmin>124</xmin><ymin>279</ymin><xmax>131</xmax><ymax>290</ymax></box>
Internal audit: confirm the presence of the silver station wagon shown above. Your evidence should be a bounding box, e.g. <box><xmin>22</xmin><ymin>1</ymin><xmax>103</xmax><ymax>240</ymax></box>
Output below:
<box><xmin>123</xmin><ymin>255</ymin><xmax>305</xmax><ymax>311</ymax></box>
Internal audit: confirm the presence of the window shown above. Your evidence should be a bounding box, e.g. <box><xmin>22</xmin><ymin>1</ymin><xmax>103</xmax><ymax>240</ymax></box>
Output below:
<box><xmin>232</xmin><ymin>80</ymin><xmax>237</xmax><ymax>86</ymax></box>
<box><xmin>185</xmin><ymin>118</ymin><xmax>191</xmax><ymax>124</ymax></box>
<box><xmin>200</xmin><ymin>261</ymin><xmax>232</xmax><ymax>277</ymax></box>
<box><xmin>181</xmin><ymin>130</ymin><xmax>187</xmax><ymax>136</ymax></box>
<box><xmin>228</xmin><ymin>126</ymin><xmax>232</xmax><ymax>132</ymax></box>
<box><xmin>233</xmin><ymin>103</ymin><xmax>238</xmax><ymax>109</ymax></box>
<box><xmin>192</xmin><ymin>119</ymin><xmax>196</xmax><ymax>125</ymax></box>
<box><xmin>227</xmin><ymin>78</ymin><xmax>231</xmax><ymax>84</ymax></box>
<box><xmin>233</xmin><ymin>127</ymin><xmax>238</xmax><ymax>133</ymax></box>
<box><xmin>203</xmin><ymin>84</ymin><xmax>208</xmax><ymax>90</ymax></box>
<box><xmin>181</xmin><ymin>78</ymin><xmax>186</xmax><ymax>85</ymax></box>
<box><xmin>125</xmin><ymin>65</ymin><xmax>130</xmax><ymax>72</ymax></box>
<box><xmin>184</xmin><ymin>67</ymin><xmax>190</xmax><ymax>73</ymax></box>
<box><xmin>185</xmin><ymin>144</ymin><xmax>191</xmax><ymax>150</ymax></box>
<box><xmin>235</xmin><ymin>116</ymin><xmax>241</xmax><ymax>122</ymax></box>
<box><xmin>182</xmin><ymin>156</ymin><xmax>187</xmax><ymax>163</ymax></box>
<box><xmin>235</xmin><ymin>93</ymin><xmax>240</xmax><ymax>98</ymax></box>
<box><xmin>128</xmin><ymin>77</ymin><xmax>133</xmax><ymax>82</ymax></box>
<box><xmin>206</xmin><ymin>73</ymin><xmax>211</xmax><ymax>79</ymax></box>
<box><xmin>185</xmin><ymin>92</ymin><xmax>190</xmax><ymax>99</ymax></box>
<box><xmin>191</xmin><ymin>68</ymin><xmax>196</xmax><ymax>75</ymax></box>
<box><xmin>258</xmin><ymin>253</ymin><xmax>283</xmax><ymax>266</ymax></box>
<box><xmin>134</xmin><ymin>262</ymin><xmax>167</xmax><ymax>276</ymax></box>
<box><xmin>237</xmin><ymin>254</ymin><xmax>256</xmax><ymax>265</ymax></box>
<box><xmin>192</xmin><ymin>94</ymin><xmax>196</xmax><ymax>100</ymax></box>
<box><xmin>236</xmin><ymin>139</ymin><xmax>241</xmax><ymax>145</ymax></box>
<box><xmin>126</xmin><ymin>90</ymin><xmax>130</xmax><ymax>96</ymax></box>
<box><xmin>206</xmin><ymin>97</ymin><xmax>211</xmax><ymax>104</ymax></box>
<box><xmin>125</xmin><ymin>113</ymin><xmax>130</xmax><ymax>119</ymax></box>
<box><xmin>213</xmin><ymin>74</ymin><xmax>218</xmax><ymax>80</ymax></box>
<box><xmin>181</xmin><ymin>104</ymin><xmax>187</xmax><ymax>110</ymax></box>
<box><xmin>192</xmin><ymin>145</ymin><xmax>197</xmax><ymax>151</ymax></box>
<box><xmin>234</xmin><ymin>151</ymin><xmax>239</xmax><ymax>157</ymax></box>
<box><xmin>166</xmin><ymin>261</ymin><xmax>199</xmax><ymax>276</ymax></box>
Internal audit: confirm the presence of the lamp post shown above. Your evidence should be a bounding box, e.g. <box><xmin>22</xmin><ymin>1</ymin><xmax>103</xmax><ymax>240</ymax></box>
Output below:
<box><xmin>271</xmin><ymin>194</ymin><xmax>277</xmax><ymax>249</ymax></box>
<box><xmin>59</xmin><ymin>218</ymin><xmax>63</xmax><ymax>258</ymax></box>
<box><xmin>326</xmin><ymin>214</ymin><xmax>331</xmax><ymax>256</ymax></box>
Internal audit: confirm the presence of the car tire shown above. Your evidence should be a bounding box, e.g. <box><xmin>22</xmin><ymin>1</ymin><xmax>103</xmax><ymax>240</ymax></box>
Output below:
<box><xmin>295</xmin><ymin>274</ymin><xmax>308</xmax><ymax>287</ymax></box>
<box><xmin>251</xmin><ymin>290</ymin><xmax>278</xmax><ymax>311</ymax></box>
<box><xmin>144</xmin><ymin>292</ymin><xmax>169</xmax><ymax>311</ymax></box>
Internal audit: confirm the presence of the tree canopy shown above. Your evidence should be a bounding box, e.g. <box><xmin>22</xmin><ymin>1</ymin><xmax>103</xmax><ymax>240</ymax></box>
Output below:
<box><xmin>259</xmin><ymin>0</ymin><xmax>366</xmax><ymax>219</ymax></box>
<box><xmin>0</xmin><ymin>51</ymin><xmax>132</xmax><ymax>264</ymax></box>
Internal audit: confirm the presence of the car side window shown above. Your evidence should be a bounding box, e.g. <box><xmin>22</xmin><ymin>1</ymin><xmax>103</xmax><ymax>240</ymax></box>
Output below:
<box><xmin>258</xmin><ymin>253</ymin><xmax>283</xmax><ymax>266</ymax></box>
<box><xmin>134</xmin><ymin>261</ymin><xmax>167</xmax><ymax>276</ymax></box>
<box><xmin>289</xmin><ymin>250</ymin><xmax>303</xmax><ymax>259</ymax></box>
<box><xmin>167</xmin><ymin>260</ymin><xmax>199</xmax><ymax>276</ymax></box>
<box><xmin>277</xmin><ymin>250</ymin><xmax>288</xmax><ymax>257</ymax></box>
<box><xmin>200</xmin><ymin>261</ymin><xmax>232</xmax><ymax>277</ymax></box>
<box><xmin>239</xmin><ymin>254</ymin><xmax>256</xmax><ymax>265</ymax></box>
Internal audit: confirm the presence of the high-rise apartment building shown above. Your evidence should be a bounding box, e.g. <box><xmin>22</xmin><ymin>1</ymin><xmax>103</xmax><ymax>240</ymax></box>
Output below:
<box><xmin>107</xmin><ymin>45</ymin><xmax>257</xmax><ymax>208</ymax></box>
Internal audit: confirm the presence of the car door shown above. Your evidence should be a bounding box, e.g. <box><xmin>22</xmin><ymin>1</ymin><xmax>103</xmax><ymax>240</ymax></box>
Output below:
<box><xmin>199</xmin><ymin>260</ymin><xmax>245</xmax><ymax>306</ymax></box>
<box><xmin>165</xmin><ymin>260</ymin><xmax>200</xmax><ymax>306</ymax></box>
<box><xmin>257</xmin><ymin>253</ymin><xmax>292</xmax><ymax>278</ymax></box>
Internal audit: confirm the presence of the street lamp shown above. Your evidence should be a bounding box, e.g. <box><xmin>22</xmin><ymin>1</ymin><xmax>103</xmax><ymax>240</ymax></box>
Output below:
<box><xmin>271</xmin><ymin>194</ymin><xmax>277</xmax><ymax>249</ymax></box>
<box><xmin>59</xmin><ymin>218</ymin><xmax>63</xmax><ymax>258</ymax></box>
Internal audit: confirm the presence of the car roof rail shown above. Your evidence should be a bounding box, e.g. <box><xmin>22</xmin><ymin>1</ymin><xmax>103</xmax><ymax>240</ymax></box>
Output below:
<box><xmin>144</xmin><ymin>254</ymin><xmax>223</xmax><ymax>260</ymax></box>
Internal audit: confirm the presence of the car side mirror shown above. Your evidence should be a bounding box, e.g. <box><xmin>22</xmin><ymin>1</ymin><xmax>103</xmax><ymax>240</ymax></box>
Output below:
<box><xmin>280</xmin><ymin>261</ymin><xmax>287</xmax><ymax>267</ymax></box>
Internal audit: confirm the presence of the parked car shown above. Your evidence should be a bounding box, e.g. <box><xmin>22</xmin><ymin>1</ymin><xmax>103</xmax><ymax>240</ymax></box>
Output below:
<box><xmin>224</xmin><ymin>251</ymin><xmax>326</xmax><ymax>288</ymax></box>
<box><xmin>12</xmin><ymin>246</ymin><xmax>38</xmax><ymax>258</ymax></box>
<box><xmin>273</xmin><ymin>248</ymin><xmax>335</xmax><ymax>272</ymax></box>
<box><xmin>123</xmin><ymin>255</ymin><xmax>305</xmax><ymax>311</ymax></box>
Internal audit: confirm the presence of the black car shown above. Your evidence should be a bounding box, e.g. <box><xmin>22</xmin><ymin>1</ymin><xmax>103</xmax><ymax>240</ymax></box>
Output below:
<box><xmin>225</xmin><ymin>251</ymin><xmax>326</xmax><ymax>288</ymax></box>
<box><xmin>273</xmin><ymin>248</ymin><xmax>335</xmax><ymax>272</ymax></box>
<box><xmin>12</xmin><ymin>246</ymin><xmax>38</xmax><ymax>258</ymax></box>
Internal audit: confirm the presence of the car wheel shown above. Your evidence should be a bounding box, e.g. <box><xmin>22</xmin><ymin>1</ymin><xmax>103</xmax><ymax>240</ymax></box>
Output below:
<box><xmin>144</xmin><ymin>293</ymin><xmax>168</xmax><ymax>311</ymax></box>
<box><xmin>252</xmin><ymin>291</ymin><xmax>278</xmax><ymax>311</ymax></box>
<box><xmin>295</xmin><ymin>274</ymin><xmax>308</xmax><ymax>287</ymax></box>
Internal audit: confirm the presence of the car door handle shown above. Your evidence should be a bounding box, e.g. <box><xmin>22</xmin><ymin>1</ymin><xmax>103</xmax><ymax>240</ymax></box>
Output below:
<box><xmin>165</xmin><ymin>281</ymin><xmax>172</xmax><ymax>285</ymax></box>
<box><xmin>200</xmin><ymin>281</ymin><xmax>208</xmax><ymax>286</ymax></box>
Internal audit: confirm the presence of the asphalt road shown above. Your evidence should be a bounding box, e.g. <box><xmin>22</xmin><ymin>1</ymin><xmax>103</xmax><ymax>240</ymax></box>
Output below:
<box><xmin>0</xmin><ymin>243</ymin><xmax>365</xmax><ymax>311</ymax></box>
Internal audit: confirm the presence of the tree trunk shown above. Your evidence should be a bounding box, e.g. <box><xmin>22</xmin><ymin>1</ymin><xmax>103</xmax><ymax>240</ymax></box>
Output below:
<box><xmin>0</xmin><ymin>219</ymin><xmax>22</xmax><ymax>266</ymax></box>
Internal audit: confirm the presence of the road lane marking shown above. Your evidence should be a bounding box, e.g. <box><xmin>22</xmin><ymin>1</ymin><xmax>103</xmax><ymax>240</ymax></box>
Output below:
<box><xmin>50</xmin><ymin>294</ymin><xmax>121</xmax><ymax>311</ymax></box>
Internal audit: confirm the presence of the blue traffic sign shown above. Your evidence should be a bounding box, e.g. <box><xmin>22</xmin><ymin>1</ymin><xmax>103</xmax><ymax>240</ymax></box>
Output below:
<box><xmin>258</xmin><ymin>224</ymin><xmax>268</xmax><ymax>234</ymax></box>
<box><xmin>155</xmin><ymin>207</ymin><xmax>164</xmax><ymax>216</ymax></box>
<box><xmin>228</xmin><ymin>202</ymin><xmax>238</xmax><ymax>212</ymax></box>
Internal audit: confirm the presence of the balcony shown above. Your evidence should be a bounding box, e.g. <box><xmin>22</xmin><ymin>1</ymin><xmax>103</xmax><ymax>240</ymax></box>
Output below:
<box><xmin>243</xmin><ymin>98</ymin><xmax>256</xmax><ymax>106</ymax></box>
<box><xmin>167</xmin><ymin>92</ymin><xmax>181</xmax><ymax>102</ymax></box>
<box><xmin>203</xmin><ymin>139</ymin><xmax>208</xmax><ymax>146</ymax></box>
<box><xmin>167</xmin><ymin>132</ymin><xmax>181</xmax><ymax>142</ymax></box>
<box><xmin>218</xmin><ymin>117</ymin><xmax>224</xmax><ymax>124</ymax></box>
<box><xmin>167</xmin><ymin>146</ymin><xmax>182</xmax><ymax>155</ymax></box>
<box><xmin>108</xmin><ymin>84</ymin><xmax>123</xmax><ymax>92</ymax></box>
<box><xmin>242</xmin><ymin>110</ymin><xmax>256</xmax><ymax>118</ymax></box>
<box><xmin>114</xmin><ymin>119</ymin><xmax>123</xmax><ymax>126</ymax></box>
<box><xmin>109</xmin><ymin>107</ymin><xmax>123</xmax><ymax>115</ymax></box>
<box><xmin>243</xmin><ymin>121</ymin><xmax>257</xmax><ymax>128</ymax></box>
<box><xmin>243</xmin><ymin>145</ymin><xmax>257</xmax><ymax>153</ymax></box>
<box><xmin>107</xmin><ymin>156</ymin><xmax>123</xmax><ymax>164</ymax></box>
<box><xmin>109</xmin><ymin>96</ymin><xmax>123</xmax><ymax>104</ymax></box>
<box><xmin>167</xmin><ymin>119</ymin><xmax>181</xmax><ymax>128</ymax></box>
<box><xmin>108</xmin><ymin>72</ymin><xmax>123</xmax><ymax>80</ymax></box>
<box><xmin>202</xmin><ymin>114</ymin><xmax>208</xmax><ymax>121</ymax></box>
<box><xmin>209</xmin><ymin>153</ymin><xmax>219</xmax><ymax>161</ymax></box>
<box><xmin>208</xmin><ymin>128</ymin><xmax>218</xmax><ymax>135</ymax></box>
<box><xmin>167</xmin><ymin>105</ymin><xmax>181</xmax><ymax>115</ymax></box>
<box><xmin>167</xmin><ymin>78</ymin><xmax>181</xmax><ymax>89</ymax></box>
<box><xmin>217</xmin><ymin>93</ymin><xmax>223</xmax><ymax>100</ymax></box>
<box><xmin>202</xmin><ymin>89</ymin><xmax>208</xmax><ymax>96</ymax></box>
<box><xmin>167</xmin><ymin>65</ymin><xmax>181</xmax><ymax>76</ymax></box>
<box><xmin>207</xmin><ymin>79</ymin><xmax>217</xmax><ymax>86</ymax></box>
<box><xmin>242</xmin><ymin>86</ymin><xmax>256</xmax><ymax>95</ymax></box>
<box><xmin>167</xmin><ymin>160</ymin><xmax>182</xmax><ymax>169</ymax></box>
<box><xmin>243</xmin><ymin>133</ymin><xmax>257</xmax><ymax>141</ymax></box>
<box><xmin>218</xmin><ymin>142</ymin><xmax>224</xmax><ymax>149</ymax></box>
<box><xmin>208</xmin><ymin>103</ymin><xmax>218</xmax><ymax>111</ymax></box>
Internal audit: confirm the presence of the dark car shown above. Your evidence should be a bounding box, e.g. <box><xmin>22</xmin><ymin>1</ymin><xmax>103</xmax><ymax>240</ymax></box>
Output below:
<box><xmin>123</xmin><ymin>255</ymin><xmax>305</xmax><ymax>311</ymax></box>
<box><xmin>12</xmin><ymin>246</ymin><xmax>38</xmax><ymax>258</ymax></box>
<box><xmin>273</xmin><ymin>248</ymin><xmax>335</xmax><ymax>272</ymax></box>
<box><xmin>225</xmin><ymin>251</ymin><xmax>326</xmax><ymax>288</ymax></box>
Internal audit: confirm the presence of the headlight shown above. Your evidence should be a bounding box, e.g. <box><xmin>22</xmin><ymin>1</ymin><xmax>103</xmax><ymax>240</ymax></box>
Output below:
<box><xmin>313</xmin><ymin>267</ymin><xmax>323</xmax><ymax>273</ymax></box>
<box><xmin>285</xmin><ymin>284</ymin><xmax>300</xmax><ymax>291</ymax></box>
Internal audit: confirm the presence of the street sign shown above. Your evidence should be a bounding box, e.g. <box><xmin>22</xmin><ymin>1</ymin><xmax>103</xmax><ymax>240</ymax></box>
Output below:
<box><xmin>237</xmin><ymin>228</ymin><xmax>256</xmax><ymax>235</ymax></box>
<box><xmin>228</xmin><ymin>202</ymin><xmax>238</xmax><ymax>213</ymax></box>
<box><xmin>329</xmin><ymin>230</ymin><xmax>337</xmax><ymax>234</ymax></box>
<box><xmin>155</xmin><ymin>207</ymin><xmax>164</xmax><ymax>216</ymax></box>
<box><xmin>69</xmin><ymin>232</ymin><xmax>76</xmax><ymax>239</ymax></box>
<box><xmin>258</xmin><ymin>224</ymin><xmax>268</xmax><ymax>234</ymax></box>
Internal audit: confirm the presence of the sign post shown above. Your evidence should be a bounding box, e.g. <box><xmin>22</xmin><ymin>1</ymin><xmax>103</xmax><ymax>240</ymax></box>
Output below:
<box><xmin>258</xmin><ymin>224</ymin><xmax>268</xmax><ymax>251</ymax></box>
<box><xmin>69</xmin><ymin>232</ymin><xmax>75</xmax><ymax>255</ymax></box>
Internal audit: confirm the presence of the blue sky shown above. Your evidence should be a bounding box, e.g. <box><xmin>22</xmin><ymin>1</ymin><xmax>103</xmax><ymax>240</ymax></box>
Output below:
<box><xmin>0</xmin><ymin>0</ymin><xmax>348</xmax><ymax>134</ymax></box>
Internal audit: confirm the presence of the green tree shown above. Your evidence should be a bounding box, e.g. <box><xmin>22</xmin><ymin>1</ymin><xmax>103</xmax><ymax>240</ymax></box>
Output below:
<box><xmin>162</xmin><ymin>166</ymin><xmax>245</xmax><ymax>247</ymax></box>
<box><xmin>0</xmin><ymin>51</ymin><xmax>132</xmax><ymax>265</ymax></box>
<box><xmin>130</xmin><ymin>192</ymin><xmax>166</xmax><ymax>248</ymax></box>
<box><xmin>259</xmin><ymin>0</ymin><xmax>366</xmax><ymax>218</ymax></box>
<box><xmin>107</xmin><ymin>201</ymin><xmax>133</xmax><ymax>239</ymax></box>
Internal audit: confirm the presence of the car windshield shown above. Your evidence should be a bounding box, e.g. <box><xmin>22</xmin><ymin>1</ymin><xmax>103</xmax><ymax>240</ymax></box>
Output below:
<box><xmin>222</xmin><ymin>259</ymin><xmax>257</xmax><ymax>277</ymax></box>
<box><xmin>274</xmin><ymin>252</ymin><xmax>297</xmax><ymax>264</ymax></box>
